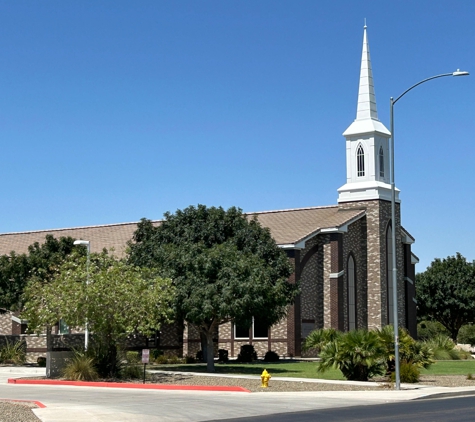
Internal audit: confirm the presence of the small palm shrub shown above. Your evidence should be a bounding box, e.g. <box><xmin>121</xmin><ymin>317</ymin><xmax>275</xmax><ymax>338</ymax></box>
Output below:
<box><xmin>62</xmin><ymin>353</ymin><xmax>98</xmax><ymax>381</ymax></box>
<box><xmin>236</xmin><ymin>345</ymin><xmax>257</xmax><ymax>363</ymax></box>
<box><xmin>391</xmin><ymin>362</ymin><xmax>420</xmax><ymax>383</ymax></box>
<box><xmin>264</xmin><ymin>351</ymin><xmax>279</xmax><ymax>362</ymax></box>
<box><xmin>0</xmin><ymin>339</ymin><xmax>26</xmax><ymax>364</ymax></box>
<box><xmin>424</xmin><ymin>335</ymin><xmax>461</xmax><ymax>360</ymax></box>
<box><xmin>218</xmin><ymin>349</ymin><xmax>229</xmax><ymax>363</ymax></box>
<box><xmin>318</xmin><ymin>330</ymin><xmax>386</xmax><ymax>381</ymax></box>
<box><xmin>303</xmin><ymin>328</ymin><xmax>341</xmax><ymax>354</ymax></box>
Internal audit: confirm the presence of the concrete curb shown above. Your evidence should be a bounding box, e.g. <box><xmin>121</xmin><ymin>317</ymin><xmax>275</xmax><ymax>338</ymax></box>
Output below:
<box><xmin>7</xmin><ymin>378</ymin><xmax>251</xmax><ymax>393</ymax></box>
<box><xmin>0</xmin><ymin>398</ymin><xmax>46</xmax><ymax>408</ymax></box>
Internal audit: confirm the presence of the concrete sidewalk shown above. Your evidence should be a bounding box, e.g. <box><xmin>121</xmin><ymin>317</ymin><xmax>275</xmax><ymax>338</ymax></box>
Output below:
<box><xmin>2</xmin><ymin>366</ymin><xmax>475</xmax><ymax>422</ymax></box>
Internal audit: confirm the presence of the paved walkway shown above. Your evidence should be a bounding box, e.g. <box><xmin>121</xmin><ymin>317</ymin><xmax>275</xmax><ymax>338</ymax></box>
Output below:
<box><xmin>1</xmin><ymin>367</ymin><xmax>475</xmax><ymax>421</ymax></box>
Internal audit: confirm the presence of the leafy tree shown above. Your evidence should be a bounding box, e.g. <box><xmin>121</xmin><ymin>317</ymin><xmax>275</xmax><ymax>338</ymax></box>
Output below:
<box><xmin>22</xmin><ymin>252</ymin><xmax>174</xmax><ymax>377</ymax></box>
<box><xmin>127</xmin><ymin>205</ymin><xmax>297</xmax><ymax>372</ymax></box>
<box><xmin>416</xmin><ymin>253</ymin><xmax>475</xmax><ymax>341</ymax></box>
<box><xmin>0</xmin><ymin>235</ymin><xmax>79</xmax><ymax>310</ymax></box>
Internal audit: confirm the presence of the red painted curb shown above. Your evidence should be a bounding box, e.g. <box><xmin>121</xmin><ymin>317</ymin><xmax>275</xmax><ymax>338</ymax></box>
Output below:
<box><xmin>0</xmin><ymin>398</ymin><xmax>46</xmax><ymax>408</ymax></box>
<box><xmin>8</xmin><ymin>378</ymin><xmax>250</xmax><ymax>393</ymax></box>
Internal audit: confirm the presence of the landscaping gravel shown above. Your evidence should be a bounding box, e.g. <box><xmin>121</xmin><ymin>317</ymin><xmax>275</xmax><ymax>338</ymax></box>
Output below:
<box><xmin>0</xmin><ymin>401</ymin><xmax>40</xmax><ymax>422</ymax></box>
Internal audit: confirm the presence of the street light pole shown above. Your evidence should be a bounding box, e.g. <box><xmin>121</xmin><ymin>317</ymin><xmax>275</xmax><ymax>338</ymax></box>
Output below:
<box><xmin>73</xmin><ymin>239</ymin><xmax>91</xmax><ymax>351</ymax></box>
<box><xmin>389</xmin><ymin>69</ymin><xmax>469</xmax><ymax>390</ymax></box>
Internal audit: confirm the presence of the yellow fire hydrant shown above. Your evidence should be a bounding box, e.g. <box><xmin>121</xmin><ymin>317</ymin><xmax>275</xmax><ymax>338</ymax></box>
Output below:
<box><xmin>261</xmin><ymin>369</ymin><xmax>271</xmax><ymax>388</ymax></box>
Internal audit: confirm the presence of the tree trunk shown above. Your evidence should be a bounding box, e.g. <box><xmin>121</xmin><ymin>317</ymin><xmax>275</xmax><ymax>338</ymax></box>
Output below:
<box><xmin>206</xmin><ymin>331</ymin><xmax>215</xmax><ymax>373</ymax></box>
<box><xmin>200</xmin><ymin>332</ymin><xmax>208</xmax><ymax>363</ymax></box>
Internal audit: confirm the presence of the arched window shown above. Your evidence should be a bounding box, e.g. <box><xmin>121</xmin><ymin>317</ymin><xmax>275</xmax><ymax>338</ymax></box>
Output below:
<box><xmin>379</xmin><ymin>146</ymin><xmax>385</xmax><ymax>178</ymax></box>
<box><xmin>386</xmin><ymin>224</ymin><xmax>394</xmax><ymax>325</ymax></box>
<box><xmin>357</xmin><ymin>145</ymin><xmax>365</xmax><ymax>177</ymax></box>
<box><xmin>348</xmin><ymin>255</ymin><xmax>357</xmax><ymax>330</ymax></box>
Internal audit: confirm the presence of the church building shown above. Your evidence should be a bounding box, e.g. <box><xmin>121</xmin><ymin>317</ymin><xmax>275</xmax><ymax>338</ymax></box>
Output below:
<box><xmin>0</xmin><ymin>26</ymin><xmax>417</xmax><ymax>359</ymax></box>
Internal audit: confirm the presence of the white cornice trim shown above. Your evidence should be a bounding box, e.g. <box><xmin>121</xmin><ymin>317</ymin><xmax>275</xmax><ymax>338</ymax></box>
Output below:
<box><xmin>330</xmin><ymin>270</ymin><xmax>345</xmax><ymax>278</ymax></box>
<box><xmin>411</xmin><ymin>253</ymin><xmax>419</xmax><ymax>265</ymax></box>
<box><xmin>404</xmin><ymin>276</ymin><xmax>414</xmax><ymax>285</ymax></box>
<box><xmin>11</xmin><ymin>315</ymin><xmax>28</xmax><ymax>324</ymax></box>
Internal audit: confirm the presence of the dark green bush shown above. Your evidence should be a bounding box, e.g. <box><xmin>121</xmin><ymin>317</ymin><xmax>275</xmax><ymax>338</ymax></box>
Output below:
<box><xmin>458</xmin><ymin>324</ymin><xmax>475</xmax><ymax>346</ymax></box>
<box><xmin>126</xmin><ymin>351</ymin><xmax>140</xmax><ymax>364</ymax></box>
<box><xmin>196</xmin><ymin>350</ymin><xmax>204</xmax><ymax>362</ymax></box>
<box><xmin>218</xmin><ymin>349</ymin><xmax>229</xmax><ymax>363</ymax></box>
<box><xmin>264</xmin><ymin>351</ymin><xmax>279</xmax><ymax>362</ymax></box>
<box><xmin>236</xmin><ymin>345</ymin><xmax>257</xmax><ymax>363</ymax></box>
<box><xmin>37</xmin><ymin>356</ymin><xmax>46</xmax><ymax>367</ymax></box>
<box><xmin>184</xmin><ymin>355</ymin><xmax>196</xmax><ymax>364</ymax></box>
<box><xmin>417</xmin><ymin>320</ymin><xmax>449</xmax><ymax>341</ymax></box>
<box><xmin>151</xmin><ymin>349</ymin><xmax>163</xmax><ymax>360</ymax></box>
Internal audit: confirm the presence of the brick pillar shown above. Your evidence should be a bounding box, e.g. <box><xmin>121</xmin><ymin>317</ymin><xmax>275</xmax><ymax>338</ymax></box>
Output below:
<box><xmin>286</xmin><ymin>250</ymin><xmax>301</xmax><ymax>357</ymax></box>
<box><xmin>329</xmin><ymin>233</ymin><xmax>344</xmax><ymax>330</ymax></box>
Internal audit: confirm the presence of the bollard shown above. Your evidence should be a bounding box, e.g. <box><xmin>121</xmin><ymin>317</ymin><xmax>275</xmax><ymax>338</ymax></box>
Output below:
<box><xmin>260</xmin><ymin>369</ymin><xmax>271</xmax><ymax>388</ymax></box>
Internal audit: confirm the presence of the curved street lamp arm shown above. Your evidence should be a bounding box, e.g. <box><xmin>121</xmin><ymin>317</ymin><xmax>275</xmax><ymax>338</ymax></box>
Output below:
<box><xmin>392</xmin><ymin>73</ymin><xmax>454</xmax><ymax>105</ymax></box>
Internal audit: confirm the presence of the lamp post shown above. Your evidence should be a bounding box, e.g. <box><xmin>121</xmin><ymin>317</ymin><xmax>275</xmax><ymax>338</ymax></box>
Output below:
<box><xmin>390</xmin><ymin>69</ymin><xmax>469</xmax><ymax>390</ymax></box>
<box><xmin>73</xmin><ymin>239</ymin><xmax>91</xmax><ymax>351</ymax></box>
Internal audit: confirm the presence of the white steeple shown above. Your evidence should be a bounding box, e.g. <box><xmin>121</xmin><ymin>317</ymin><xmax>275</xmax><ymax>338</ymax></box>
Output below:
<box><xmin>338</xmin><ymin>25</ymin><xmax>398</xmax><ymax>203</ymax></box>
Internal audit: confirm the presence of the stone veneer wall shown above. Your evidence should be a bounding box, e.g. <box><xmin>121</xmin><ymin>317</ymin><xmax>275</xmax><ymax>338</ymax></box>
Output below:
<box><xmin>0</xmin><ymin>312</ymin><xmax>11</xmax><ymax>334</ymax></box>
<box><xmin>342</xmin><ymin>216</ymin><xmax>368</xmax><ymax>330</ymax></box>
<box><xmin>339</xmin><ymin>200</ymin><xmax>405</xmax><ymax>329</ymax></box>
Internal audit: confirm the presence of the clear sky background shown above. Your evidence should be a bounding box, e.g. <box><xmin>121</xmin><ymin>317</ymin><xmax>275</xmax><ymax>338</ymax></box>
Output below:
<box><xmin>0</xmin><ymin>1</ymin><xmax>473</xmax><ymax>271</ymax></box>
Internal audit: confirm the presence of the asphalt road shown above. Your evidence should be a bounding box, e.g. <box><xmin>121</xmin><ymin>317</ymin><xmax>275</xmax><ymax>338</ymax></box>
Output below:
<box><xmin>213</xmin><ymin>395</ymin><xmax>475</xmax><ymax>422</ymax></box>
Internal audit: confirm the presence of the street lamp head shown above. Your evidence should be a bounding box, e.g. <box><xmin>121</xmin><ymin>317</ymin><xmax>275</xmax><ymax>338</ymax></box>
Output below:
<box><xmin>453</xmin><ymin>69</ymin><xmax>469</xmax><ymax>76</ymax></box>
<box><xmin>73</xmin><ymin>240</ymin><xmax>90</xmax><ymax>246</ymax></box>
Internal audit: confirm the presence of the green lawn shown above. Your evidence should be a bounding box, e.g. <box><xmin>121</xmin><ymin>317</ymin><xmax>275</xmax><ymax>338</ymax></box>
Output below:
<box><xmin>149</xmin><ymin>361</ymin><xmax>345</xmax><ymax>380</ymax></box>
<box><xmin>149</xmin><ymin>359</ymin><xmax>475</xmax><ymax>379</ymax></box>
<box><xmin>421</xmin><ymin>360</ymin><xmax>475</xmax><ymax>376</ymax></box>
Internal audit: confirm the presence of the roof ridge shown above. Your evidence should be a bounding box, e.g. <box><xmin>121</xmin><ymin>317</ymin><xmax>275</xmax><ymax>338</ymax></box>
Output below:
<box><xmin>248</xmin><ymin>204</ymin><xmax>338</xmax><ymax>215</ymax></box>
<box><xmin>0</xmin><ymin>220</ymin><xmax>161</xmax><ymax>237</ymax></box>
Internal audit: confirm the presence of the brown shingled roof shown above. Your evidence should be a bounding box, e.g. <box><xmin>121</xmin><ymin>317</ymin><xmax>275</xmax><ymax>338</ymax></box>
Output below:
<box><xmin>0</xmin><ymin>206</ymin><xmax>365</xmax><ymax>256</ymax></box>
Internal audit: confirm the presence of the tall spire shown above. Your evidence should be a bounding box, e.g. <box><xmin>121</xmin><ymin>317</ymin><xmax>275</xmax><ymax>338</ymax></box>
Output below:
<box><xmin>356</xmin><ymin>24</ymin><xmax>378</xmax><ymax>121</ymax></box>
<box><xmin>343</xmin><ymin>24</ymin><xmax>389</xmax><ymax>137</ymax></box>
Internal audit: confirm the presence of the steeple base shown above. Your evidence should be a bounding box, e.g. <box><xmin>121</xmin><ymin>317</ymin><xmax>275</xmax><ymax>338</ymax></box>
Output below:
<box><xmin>337</xmin><ymin>181</ymin><xmax>400</xmax><ymax>203</ymax></box>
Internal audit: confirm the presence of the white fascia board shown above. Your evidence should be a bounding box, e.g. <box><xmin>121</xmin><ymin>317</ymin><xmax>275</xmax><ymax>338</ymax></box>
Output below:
<box><xmin>279</xmin><ymin>241</ymin><xmax>306</xmax><ymax>250</ymax></box>
<box><xmin>330</xmin><ymin>270</ymin><xmax>345</xmax><ymax>278</ymax></box>
<box><xmin>404</xmin><ymin>276</ymin><xmax>414</xmax><ymax>285</ymax></box>
<box><xmin>412</xmin><ymin>297</ymin><xmax>418</xmax><ymax>304</ymax></box>
<box><xmin>411</xmin><ymin>253</ymin><xmax>420</xmax><ymax>265</ymax></box>
<box><xmin>401</xmin><ymin>228</ymin><xmax>415</xmax><ymax>245</ymax></box>
<box><xmin>11</xmin><ymin>315</ymin><xmax>28</xmax><ymax>324</ymax></box>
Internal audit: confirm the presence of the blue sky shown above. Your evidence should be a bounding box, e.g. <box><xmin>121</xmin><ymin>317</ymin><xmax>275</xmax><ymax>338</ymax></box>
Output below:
<box><xmin>0</xmin><ymin>1</ymin><xmax>473</xmax><ymax>271</ymax></box>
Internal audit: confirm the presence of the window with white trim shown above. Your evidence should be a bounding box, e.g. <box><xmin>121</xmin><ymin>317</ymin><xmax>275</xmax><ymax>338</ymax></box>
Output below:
<box><xmin>357</xmin><ymin>145</ymin><xmax>365</xmax><ymax>177</ymax></box>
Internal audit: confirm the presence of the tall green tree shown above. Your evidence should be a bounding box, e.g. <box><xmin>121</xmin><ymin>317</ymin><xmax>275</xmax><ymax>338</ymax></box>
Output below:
<box><xmin>0</xmin><ymin>235</ymin><xmax>79</xmax><ymax>310</ymax></box>
<box><xmin>127</xmin><ymin>205</ymin><xmax>297</xmax><ymax>372</ymax></box>
<box><xmin>22</xmin><ymin>252</ymin><xmax>174</xmax><ymax>376</ymax></box>
<box><xmin>416</xmin><ymin>253</ymin><xmax>475</xmax><ymax>341</ymax></box>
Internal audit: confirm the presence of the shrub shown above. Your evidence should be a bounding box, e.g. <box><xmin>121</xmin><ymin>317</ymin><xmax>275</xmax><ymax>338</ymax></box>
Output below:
<box><xmin>424</xmin><ymin>335</ymin><xmax>461</xmax><ymax>360</ymax></box>
<box><xmin>88</xmin><ymin>343</ymin><xmax>122</xmax><ymax>378</ymax></box>
<box><xmin>391</xmin><ymin>362</ymin><xmax>420</xmax><ymax>383</ymax></box>
<box><xmin>184</xmin><ymin>355</ymin><xmax>196</xmax><ymax>364</ymax></box>
<box><xmin>318</xmin><ymin>330</ymin><xmax>386</xmax><ymax>381</ymax></box>
<box><xmin>236</xmin><ymin>345</ymin><xmax>257</xmax><ymax>363</ymax></box>
<box><xmin>303</xmin><ymin>328</ymin><xmax>341</xmax><ymax>353</ymax></box>
<box><xmin>264</xmin><ymin>351</ymin><xmax>279</xmax><ymax>362</ymax></box>
<box><xmin>167</xmin><ymin>355</ymin><xmax>182</xmax><ymax>364</ymax></box>
<box><xmin>196</xmin><ymin>350</ymin><xmax>204</xmax><ymax>362</ymax></box>
<box><xmin>151</xmin><ymin>349</ymin><xmax>163</xmax><ymax>360</ymax></box>
<box><xmin>0</xmin><ymin>339</ymin><xmax>26</xmax><ymax>364</ymax></box>
<box><xmin>121</xmin><ymin>364</ymin><xmax>142</xmax><ymax>379</ymax></box>
<box><xmin>218</xmin><ymin>349</ymin><xmax>229</xmax><ymax>363</ymax></box>
<box><xmin>126</xmin><ymin>351</ymin><xmax>140</xmax><ymax>364</ymax></box>
<box><xmin>37</xmin><ymin>357</ymin><xmax>46</xmax><ymax>367</ymax></box>
<box><xmin>155</xmin><ymin>355</ymin><xmax>169</xmax><ymax>364</ymax></box>
<box><xmin>62</xmin><ymin>353</ymin><xmax>98</xmax><ymax>381</ymax></box>
<box><xmin>467</xmin><ymin>373</ymin><xmax>473</xmax><ymax>380</ymax></box>
<box><xmin>458</xmin><ymin>324</ymin><xmax>475</xmax><ymax>346</ymax></box>
<box><xmin>417</xmin><ymin>321</ymin><xmax>449</xmax><ymax>341</ymax></box>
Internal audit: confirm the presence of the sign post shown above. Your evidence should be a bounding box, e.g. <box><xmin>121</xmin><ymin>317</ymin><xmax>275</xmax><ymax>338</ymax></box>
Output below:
<box><xmin>142</xmin><ymin>349</ymin><xmax>150</xmax><ymax>384</ymax></box>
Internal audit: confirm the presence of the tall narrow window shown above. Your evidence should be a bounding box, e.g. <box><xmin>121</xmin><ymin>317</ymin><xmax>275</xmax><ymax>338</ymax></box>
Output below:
<box><xmin>387</xmin><ymin>224</ymin><xmax>394</xmax><ymax>325</ymax></box>
<box><xmin>357</xmin><ymin>145</ymin><xmax>365</xmax><ymax>177</ymax></box>
<box><xmin>379</xmin><ymin>146</ymin><xmax>385</xmax><ymax>178</ymax></box>
<box><xmin>348</xmin><ymin>255</ymin><xmax>356</xmax><ymax>330</ymax></box>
